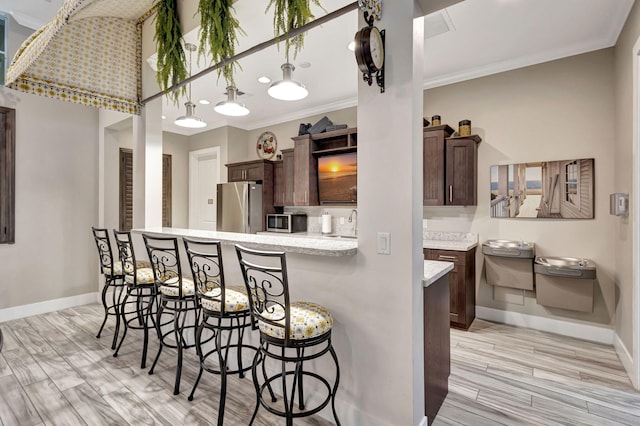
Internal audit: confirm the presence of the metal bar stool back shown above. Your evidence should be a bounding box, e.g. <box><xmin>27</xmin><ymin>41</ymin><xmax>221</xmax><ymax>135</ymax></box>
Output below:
<box><xmin>91</xmin><ymin>227</ymin><xmax>125</xmax><ymax>349</ymax></box>
<box><xmin>143</xmin><ymin>234</ymin><xmax>200</xmax><ymax>395</ymax></box>
<box><xmin>112</xmin><ymin>230</ymin><xmax>157</xmax><ymax>368</ymax></box>
<box><xmin>183</xmin><ymin>238</ymin><xmax>256</xmax><ymax>424</ymax></box>
<box><xmin>235</xmin><ymin>244</ymin><xmax>341</xmax><ymax>426</ymax></box>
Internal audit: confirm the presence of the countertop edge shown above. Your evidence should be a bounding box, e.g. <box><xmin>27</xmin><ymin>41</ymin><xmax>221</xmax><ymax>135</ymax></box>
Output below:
<box><xmin>132</xmin><ymin>228</ymin><xmax>358</xmax><ymax>257</ymax></box>
<box><xmin>423</xmin><ymin>260</ymin><xmax>454</xmax><ymax>287</ymax></box>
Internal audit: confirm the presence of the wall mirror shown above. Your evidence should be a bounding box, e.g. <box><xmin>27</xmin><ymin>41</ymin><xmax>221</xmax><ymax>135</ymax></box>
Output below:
<box><xmin>490</xmin><ymin>158</ymin><xmax>594</xmax><ymax>219</ymax></box>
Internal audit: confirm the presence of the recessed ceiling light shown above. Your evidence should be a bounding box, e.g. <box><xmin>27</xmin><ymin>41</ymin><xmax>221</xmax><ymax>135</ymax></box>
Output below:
<box><xmin>162</xmin><ymin>115</ymin><xmax>166</xmax><ymax>120</ymax></box>
<box><xmin>347</xmin><ymin>41</ymin><xmax>355</xmax><ymax>51</ymax></box>
<box><xmin>198</xmin><ymin>99</ymin><xmax>210</xmax><ymax>105</ymax></box>
<box><xmin>258</xmin><ymin>76</ymin><xmax>271</xmax><ymax>84</ymax></box>
<box><xmin>299</xmin><ymin>61</ymin><xmax>311</xmax><ymax>69</ymax></box>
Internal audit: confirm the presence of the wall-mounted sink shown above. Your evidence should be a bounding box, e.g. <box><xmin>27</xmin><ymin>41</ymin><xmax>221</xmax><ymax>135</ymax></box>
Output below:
<box><xmin>482</xmin><ymin>239</ymin><xmax>535</xmax><ymax>259</ymax></box>
<box><xmin>534</xmin><ymin>256</ymin><xmax>596</xmax><ymax>279</ymax></box>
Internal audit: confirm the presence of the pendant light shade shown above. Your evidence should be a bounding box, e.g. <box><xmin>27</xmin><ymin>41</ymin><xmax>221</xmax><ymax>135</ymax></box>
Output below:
<box><xmin>214</xmin><ymin>86</ymin><xmax>250</xmax><ymax>116</ymax></box>
<box><xmin>268</xmin><ymin>63</ymin><xmax>308</xmax><ymax>101</ymax></box>
<box><xmin>175</xmin><ymin>43</ymin><xmax>207</xmax><ymax>129</ymax></box>
<box><xmin>174</xmin><ymin>101</ymin><xmax>207</xmax><ymax>128</ymax></box>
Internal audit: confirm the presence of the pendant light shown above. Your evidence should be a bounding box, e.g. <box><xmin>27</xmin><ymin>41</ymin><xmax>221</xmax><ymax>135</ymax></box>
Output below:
<box><xmin>214</xmin><ymin>86</ymin><xmax>250</xmax><ymax>116</ymax></box>
<box><xmin>175</xmin><ymin>43</ymin><xmax>207</xmax><ymax>129</ymax></box>
<box><xmin>268</xmin><ymin>62</ymin><xmax>308</xmax><ymax>101</ymax></box>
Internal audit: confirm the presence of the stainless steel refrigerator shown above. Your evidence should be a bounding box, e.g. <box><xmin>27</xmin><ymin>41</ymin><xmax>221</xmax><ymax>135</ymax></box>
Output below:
<box><xmin>216</xmin><ymin>182</ymin><xmax>263</xmax><ymax>233</ymax></box>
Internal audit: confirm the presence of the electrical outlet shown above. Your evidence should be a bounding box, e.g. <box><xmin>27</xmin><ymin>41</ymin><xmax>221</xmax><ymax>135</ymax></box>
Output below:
<box><xmin>340</xmin><ymin>217</ymin><xmax>345</xmax><ymax>225</ymax></box>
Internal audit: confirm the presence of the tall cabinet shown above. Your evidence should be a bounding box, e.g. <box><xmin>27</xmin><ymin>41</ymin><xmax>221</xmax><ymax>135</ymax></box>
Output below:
<box><xmin>423</xmin><ymin>125</ymin><xmax>481</xmax><ymax>206</ymax></box>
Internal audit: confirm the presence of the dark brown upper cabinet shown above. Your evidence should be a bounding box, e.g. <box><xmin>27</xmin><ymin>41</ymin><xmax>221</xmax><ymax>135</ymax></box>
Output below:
<box><xmin>423</xmin><ymin>125</ymin><xmax>481</xmax><ymax>206</ymax></box>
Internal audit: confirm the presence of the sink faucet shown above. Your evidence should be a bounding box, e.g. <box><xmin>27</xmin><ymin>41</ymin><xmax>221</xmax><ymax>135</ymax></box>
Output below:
<box><xmin>348</xmin><ymin>209</ymin><xmax>358</xmax><ymax>237</ymax></box>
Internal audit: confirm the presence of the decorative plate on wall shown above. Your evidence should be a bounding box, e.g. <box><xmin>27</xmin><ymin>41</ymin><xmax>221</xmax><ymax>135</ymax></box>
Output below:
<box><xmin>256</xmin><ymin>131</ymin><xmax>277</xmax><ymax>160</ymax></box>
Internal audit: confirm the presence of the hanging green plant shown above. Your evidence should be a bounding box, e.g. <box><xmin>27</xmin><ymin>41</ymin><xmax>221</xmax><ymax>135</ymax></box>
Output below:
<box><xmin>154</xmin><ymin>0</ymin><xmax>186</xmax><ymax>103</ymax></box>
<box><xmin>266</xmin><ymin>0</ymin><xmax>324</xmax><ymax>59</ymax></box>
<box><xmin>198</xmin><ymin>0</ymin><xmax>245</xmax><ymax>85</ymax></box>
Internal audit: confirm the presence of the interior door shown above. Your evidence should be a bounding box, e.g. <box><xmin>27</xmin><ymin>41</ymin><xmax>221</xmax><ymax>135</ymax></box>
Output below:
<box><xmin>195</xmin><ymin>154</ymin><xmax>218</xmax><ymax>230</ymax></box>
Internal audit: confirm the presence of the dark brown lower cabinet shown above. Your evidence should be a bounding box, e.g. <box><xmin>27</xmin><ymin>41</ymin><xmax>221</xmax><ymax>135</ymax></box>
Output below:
<box><xmin>424</xmin><ymin>272</ymin><xmax>450</xmax><ymax>423</ymax></box>
<box><xmin>424</xmin><ymin>248</ymin><xmax>477</xmax><ymax>329</ymax></box>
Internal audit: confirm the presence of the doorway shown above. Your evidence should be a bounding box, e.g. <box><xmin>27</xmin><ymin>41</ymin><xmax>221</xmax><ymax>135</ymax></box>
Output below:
<box><xmin>189</xmin><ymin>147</ymin><xmax>221</xmax><ymax>230</ymax></box>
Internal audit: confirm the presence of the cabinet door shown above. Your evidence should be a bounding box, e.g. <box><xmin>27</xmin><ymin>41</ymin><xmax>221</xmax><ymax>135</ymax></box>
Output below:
<box><xmin>273</xmin><ymin>161</ymin><xmax>284</xmax><ymax>206</ymax></box>
<box><xmin>228</xmin><ymin>165</ymin><xmax>246</xmax><ymax>182</ymax></box>
<box><xmin>245</xmin><ymin>164</ymin><xmax>264</xmax><ymax>181</ymax></box>
<box><xmin>293</xmin><ymin>138</ymin><xmax>319</xmax><ymax>206</ymax></box>
<box><xmin>445</xmin><ymin>139</ymin><xmax>477</xmax><ymax>205</ymax></box>
<box><xmin>425</xmin><ymin>249</ymin><xmax>469</xmax><ymax>328</ymax></box>
<box><xmin>423</xmin><ymin>131</ymin><xmax>446</xmax><ymax>205</ymax></box>
<box><xmin>283</xmin><ymin>150</ymin><xmax>295</xmax><ymax>206</ymax></box>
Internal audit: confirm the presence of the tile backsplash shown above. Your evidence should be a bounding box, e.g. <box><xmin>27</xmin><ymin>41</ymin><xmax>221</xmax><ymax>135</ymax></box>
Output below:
<box><xmin>284</xmin><ymin>206</ymin><xmax>358</xmax><ymax>235</ymax></box>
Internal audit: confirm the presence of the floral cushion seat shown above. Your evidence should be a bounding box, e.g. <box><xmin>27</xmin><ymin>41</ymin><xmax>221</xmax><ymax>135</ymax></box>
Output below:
<box><xmin>201</xmin><ymin>285</ymin><xmax>249</xmax><ymax>313</ymax></box>
<box><xmin>159</xmin><ymin>277</ymin><xmax>196</xmax><ymax>297</ymax></box>
<box><xmin>124</xmin><ymin>267</ymin><xmax>155</xmax><ymax>285</ymax></box>
<box><xmin>259</xmin><ymin>301</ymin><xmax>333</xmax><ymax>341</ymax></box>
<box><xmin>105</xmin><ymin>260</ymin><xmax>151</xmax><ymax>277</ymax></box>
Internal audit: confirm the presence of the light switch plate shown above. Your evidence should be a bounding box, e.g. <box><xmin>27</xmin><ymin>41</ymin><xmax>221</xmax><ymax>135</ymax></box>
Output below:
<box><xmin>340</xmin><ymin>217</ymin><xmax>345</xmax><ymax>225</ymax></box>
<box><xmin>377</xmin><ymin>232</ymin><xmax>390</xmax><ymax>255</ymax></box>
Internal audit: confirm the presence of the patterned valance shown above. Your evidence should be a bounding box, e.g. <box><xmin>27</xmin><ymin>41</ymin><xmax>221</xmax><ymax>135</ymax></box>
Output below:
<box><xmin>5</xmin><ymin>0</ymin><xmax>156</xmax><ymax>115</ymax></box>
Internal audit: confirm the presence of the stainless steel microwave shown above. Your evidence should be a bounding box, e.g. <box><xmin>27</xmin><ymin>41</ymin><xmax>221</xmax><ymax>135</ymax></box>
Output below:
<box><xmin>266</xmin><ymin>213</ymin><xmax>307</xmax><ymax>233</ymax></box>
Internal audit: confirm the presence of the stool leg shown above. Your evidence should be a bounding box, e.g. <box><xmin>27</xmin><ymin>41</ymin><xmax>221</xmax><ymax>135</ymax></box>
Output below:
<box><xmin>96</xmin><ymin>276</ymin><xmax>111</xmax><ymax>339</ymax></box>
<box><xmin>216</xmin><ymin>316</ymin><xmax>227</xmax><ymax>426</ymax></box>
<box><xmin>140</xmin><ymin>289</ymin><xmax>153</xmax><ymax>369</ymax></box>
<box><xmin>249</xmin><ymin>345</ymin><xmax>263</xmax><ymax>426</ymax></box>
<box><xmin>173</xmin><ymin>300</ymin><xmax>184</xmax><ymax>395</ymax></box>
<box><xmin>237</xmin><ymin>316</ymin><xmax>246</xmax><ymax>379</ymax></box>
<box><xmin>281</xmin><ymin>347</ymin><xmax>293</xmax><ymax>426</ymax></box>
<box><xmin>111</xmin><ymin>282</ymin><xmax>124</xmax><ymax>350</ymax></box>
<box><xmin>149</xmin><ymin>298</ymin><xmax>166</xmax><ymax>375</ymax></box>
<box><xmin>296</xmin><ymin>348</ymin><xmax>305</xmax><ymax>410</ymax></box>
<box><xmin>113</xmin><ymin>290</ymin><xmax>130</xmax><ymax>358</ymax></box>
<box><xmin>263</xmin><ymin>343</ymin><xmax>276</xmax><ymax>402</ymax></box>
<box><xmin>188</xmin><ymin>316</ymin><xmax>206</xmax><ymax>402</ymax></box>
<box><xmin>329</xmin><ymin>343</ymin><xmax>341</xmax><ymax>426</ymax></box>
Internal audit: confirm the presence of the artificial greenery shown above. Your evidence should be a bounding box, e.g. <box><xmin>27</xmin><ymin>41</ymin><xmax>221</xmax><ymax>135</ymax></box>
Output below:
<box><xmin>266</xmin><ymin>0</ymin><xmax>323</xmax><ymax>60</ymax></box>
<box><xmin>154</xmin><ymin>0</ymin><xmax>186</xmax><ymax>103</ymax></box>
<box><xmin>198</xmin><ymin>0</ymin><xmax>245</xmax><ymax>84</ymax></box>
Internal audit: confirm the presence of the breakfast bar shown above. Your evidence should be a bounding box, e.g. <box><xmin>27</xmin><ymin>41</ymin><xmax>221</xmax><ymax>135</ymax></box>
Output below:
<box><xmin>133</xmin><ymin>227</ymin><xmax>453</xmax><ymax>422</ymax></box>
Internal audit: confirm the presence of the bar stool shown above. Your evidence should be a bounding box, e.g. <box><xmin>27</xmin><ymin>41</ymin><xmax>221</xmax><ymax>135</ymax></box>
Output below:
<box><xmin>235</xmin><ymin>244</ymin><xmax>341</xmax><ymax>426</ymax></box>
<box><xmin>183</xmin><ymin>238</ymin><xmax>256</xmax><ymax>423</ymax></box>
<box><xmin>144</xmin><ymin>234</ymin><xmax>200</xmax><ymax>396</ymax></box>
<box><xmin>112</xmin><ymin>230</ymin><xmax>157</xmax><ymax>369</ymax></box>
<box><xmin>92</xmin><ymin>227</ymin><xmax>125</xmax><ymax>349</ymax></box>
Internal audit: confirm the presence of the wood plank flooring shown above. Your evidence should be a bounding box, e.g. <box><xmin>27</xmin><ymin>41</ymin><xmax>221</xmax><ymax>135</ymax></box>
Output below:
<box><xmin>0</xmin><ymin>304</ymin><xmax>639</xmax><ymax>425</ymax></box>
<box><xmin>434</xmin><ymin>320</ymin><xmax>640</xmax><ymax>426</ymax></box>
<box><xmin>0</xmin><ymin>303</ymin><xmax>331</xmax><ymax>426</ymax></box>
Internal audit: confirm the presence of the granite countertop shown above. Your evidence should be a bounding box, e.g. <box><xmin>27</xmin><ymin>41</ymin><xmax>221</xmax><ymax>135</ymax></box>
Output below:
<box><xmin>423</xmin><ymin>231</ymin><xmax>478</xmax><ymax>251</ymax></box>
<box><xmin>133</xmin><ymin>228</ymin><xmax>357</xmax><ymax>257</ymax></box>
<box><xmin>423</xmin><ymin>260</ymin><xmax>454</xmax><ymax>287</ymax></box>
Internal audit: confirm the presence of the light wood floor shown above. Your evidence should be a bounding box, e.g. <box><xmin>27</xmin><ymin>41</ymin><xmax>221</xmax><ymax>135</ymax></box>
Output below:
<box><xmin>1</xmin><ymin>304</ymin><xmax>639</xmax><ymax>425</ymax></box>
<box><xmin>435</xmin><ymin>320</ymin><xmax>640</xmax><ymax>426</ymax></box>
<box><xmin>0</xmin><ymin>303</ymin><xmax>332</xmax><ymax>426</ymax></box>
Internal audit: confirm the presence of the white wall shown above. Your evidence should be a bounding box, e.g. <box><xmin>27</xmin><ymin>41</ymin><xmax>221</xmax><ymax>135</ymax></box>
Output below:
<box><xmin>613</xmin><ymin>0</ymin><xmax>640</xmax><ymax>382</ymax></box>
<box><xmin>0</xmin><ymin>86</ymin><xmax>99</xmax><ymax>309</ymax></box>
<box><xmin>424</xmin><ymin>49</ymin><xmax>617</xmax><ymax>329</ymax></box>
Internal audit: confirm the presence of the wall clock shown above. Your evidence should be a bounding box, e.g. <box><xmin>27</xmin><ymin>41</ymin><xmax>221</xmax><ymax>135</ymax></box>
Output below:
<box><xmin>354</xmin><ymin>3</ymin><xmax>385</xmax><ymax>93</ymax></box>
<box><xmin>256</xmin><ymin>131</ymin><xmax>277</xmax><ymax>160</ymax></box>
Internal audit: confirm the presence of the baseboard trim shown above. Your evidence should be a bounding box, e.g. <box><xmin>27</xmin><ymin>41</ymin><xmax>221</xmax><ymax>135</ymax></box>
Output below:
<box><xmin>476</xmin><ymin>306</ymin><xmax>614</xmax><ymax>345</ymax></box>
<box><xmin>0</xmin><ymin>292</ymin><xmax>98</xmax><ymax>323</ymax></box>
<box><xmin>614</xmin><ymin>333</ymin><xmax>637</xmax><ymax>389</ymax></box>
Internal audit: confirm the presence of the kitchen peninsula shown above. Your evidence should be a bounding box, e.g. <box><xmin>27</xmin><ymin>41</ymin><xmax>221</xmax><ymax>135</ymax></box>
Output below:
<box><xmin>133</xmin><ymin>227</ymin><xmax>453</xmax><ymax>422</ymax></box>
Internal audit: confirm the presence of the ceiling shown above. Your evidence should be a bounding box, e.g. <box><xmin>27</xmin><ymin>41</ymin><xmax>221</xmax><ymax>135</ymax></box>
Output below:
<box><xmin>1</xmin><ymin>0</ymin><xmax>635</xmax><ymax>136</ymax></box>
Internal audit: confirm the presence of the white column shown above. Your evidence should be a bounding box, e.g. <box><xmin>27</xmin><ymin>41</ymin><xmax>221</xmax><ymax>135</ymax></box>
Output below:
<box><xmin>133</xmin><ymin>97</ymin><xmax>163</xmax><ymax>228</ymax></box>
<box><xmin>355</xmin><ymin>2</ymin><xmax>425</xmax><ymax>425</ymax></box>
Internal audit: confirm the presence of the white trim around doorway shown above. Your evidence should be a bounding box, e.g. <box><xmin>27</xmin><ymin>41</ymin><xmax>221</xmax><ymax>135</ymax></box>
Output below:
<box><xmin>632</xmin><ymin>36</ymin><xmax>640</xmax><ymax>390</ymax></box>
<box><xmin>188</xmin><ymin>146</ymin><xmax>221</xmax><ymax>229</ymax></box>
